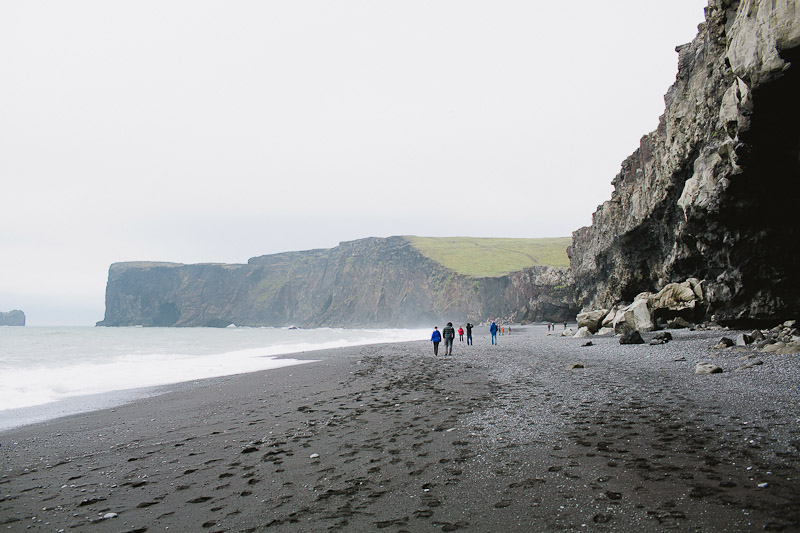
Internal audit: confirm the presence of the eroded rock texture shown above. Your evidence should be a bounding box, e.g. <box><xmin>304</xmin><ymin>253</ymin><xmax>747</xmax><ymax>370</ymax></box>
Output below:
<box><xmin>569</xmin><ymin>0</ymin><xmax>800</xmax><ymax>326</ymax></box>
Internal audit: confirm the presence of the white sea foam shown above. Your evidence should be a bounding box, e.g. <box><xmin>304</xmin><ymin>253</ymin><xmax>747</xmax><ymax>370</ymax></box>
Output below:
<box><xmin>0</xmin><ymin>326</ymin><xmax>428</xmax><ymax>415</ymax></box>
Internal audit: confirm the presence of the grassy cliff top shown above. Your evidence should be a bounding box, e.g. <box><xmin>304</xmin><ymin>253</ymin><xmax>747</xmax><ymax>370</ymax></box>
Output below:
<box><xmin>404</xmin><ymin>236</ymin><xmax>571</xmax><ymax>277</ymax></box>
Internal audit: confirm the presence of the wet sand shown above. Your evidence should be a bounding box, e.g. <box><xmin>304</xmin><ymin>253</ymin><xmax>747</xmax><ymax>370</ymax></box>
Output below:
<box><xmin>1</xmin><ymin>325</ymin><xmax>799</xmax><ymax>532</ymax></box>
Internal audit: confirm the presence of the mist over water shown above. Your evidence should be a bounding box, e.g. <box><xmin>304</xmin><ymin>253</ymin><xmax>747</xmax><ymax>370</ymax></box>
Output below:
<box><xmin>0</xmin><ymin>326</ymin><xmax>428</xmax><ymax>427</ymax></box>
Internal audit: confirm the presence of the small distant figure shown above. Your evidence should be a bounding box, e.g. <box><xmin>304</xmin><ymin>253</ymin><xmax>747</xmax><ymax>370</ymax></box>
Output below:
<box><xmin>501</xmin><ymin>326</ymin><xmax>505</xmax><ymax>335</ymax></box>
<box><xmin>490</xmin><ymin>321</ymin><xmax>498</xmax><ymax>345</ymax></box>
<box><xmin>431</xmin><ymin>326</ymin><xmax>441</xmax><ymax>356</ymax></box>
<box><xmin>547</xmin><ymin>323</ymin><xmax>551</xmax><ymax>332</ymax></box>
<box><xmin>443</xmin><ymin>322</ymin><xmax>456</xmax><ymax>355</ymax></box>
<box><xmin>458</xmin><ymin>325</ymin><xmax>464</xmax><ymax>342</ymax></box>
<box><xmin>466</xmin><ymin>323</ymin><xmax>473</xmax><ymax>345</ymax></box>
<box><xmin>564</xmin><ymin>321</ymin><xmax>568</xmax><ymax>329</ymax></box>
<box><xmin>508</xmin><ymin>326</ymin><xmax>511</xmax><ymax>335</ymax></box>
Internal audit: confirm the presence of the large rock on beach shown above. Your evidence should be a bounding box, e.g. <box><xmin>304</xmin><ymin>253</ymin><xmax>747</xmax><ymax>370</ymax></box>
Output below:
<box><xmin>613</xmin><ymin>299</ymin><xmax>654</xmax><ymax>334</ymax></box>
<box><xmin>573</xmin><ymin>326</ymin><xmax>592</xmax><ymax>338</ymax></box>
<box><xmin>696</xmin><ymin>362</ymin><xmax>724</xmax><ymax>375</ymax></box>
<box><xmin>620</xmin><ymin>331</ymin><xmax>645</xmax><ymax>345</ymax></box>
<box><xmin>577</xmin><ymin>309</ymin><xmax>608</xmax><ymax>334</ymax></box>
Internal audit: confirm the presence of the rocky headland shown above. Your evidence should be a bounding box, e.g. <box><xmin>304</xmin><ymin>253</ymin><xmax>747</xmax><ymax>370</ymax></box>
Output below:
<box><xmin>97</xmin><ymin>236</ymin><xmax>576</xmax><ymax>328</ymax></box>
<box><xmin>0</xmin><ymin>310</ymin><xmax>25</xmax><ymax>326</ymax></box>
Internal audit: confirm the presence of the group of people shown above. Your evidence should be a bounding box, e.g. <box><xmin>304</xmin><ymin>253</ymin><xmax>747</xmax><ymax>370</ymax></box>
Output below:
<box><xmin>430</xmin><ymin>322</ymin><xmax>475</xmax><ymax>355</ymax></box>
<box><xmin>431</xmin><ymin>321</ymin><xmax>505</xmax><ymax>355</ymax></box>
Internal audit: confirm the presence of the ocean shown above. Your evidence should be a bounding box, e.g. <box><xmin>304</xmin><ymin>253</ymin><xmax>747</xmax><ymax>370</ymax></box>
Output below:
<box><xmin>0</xmin><ymin>326</ymin><xmax>428</xmax><ymax>431</ymax></box>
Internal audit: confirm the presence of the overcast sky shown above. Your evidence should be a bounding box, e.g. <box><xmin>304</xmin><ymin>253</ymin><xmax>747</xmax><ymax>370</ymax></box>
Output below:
<box><xmin>1</xmin><ymin>1</ymin><xmax>708</xmax><ymax>325</ymax></box>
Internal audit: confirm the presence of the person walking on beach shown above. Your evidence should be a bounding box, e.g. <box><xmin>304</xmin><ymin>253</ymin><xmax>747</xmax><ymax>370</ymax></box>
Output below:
<box><xmin>490</xmin><ymin>321</ymin><xmax>498</xmax><ymax>345</ymax></box>
<box><xmin>466</xmin><ymin>323</ymin><xmax>473</xmax><ymax>345</ymax></box>
<box><xmin>431</xmin><ymin>326</ymin><xmax>441</xmax><ymax>356</ymax></box>
<box><xmin>458</xmin><ymin>325</ymin><xmax>464</xmax><ymax>342</ymax></box>
<box><xmin>442</xmin><ymin>322</ymin><xmax>456</xmax><ymax>355</ymax></box>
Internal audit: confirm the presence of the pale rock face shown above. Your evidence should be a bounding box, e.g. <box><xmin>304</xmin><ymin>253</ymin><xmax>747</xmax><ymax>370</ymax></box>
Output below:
<box><xmin>613</xmin><ymin>299</ymin><xmax>654</xmax><ymax>334</ymax></box>
<box><xmin>727</xmin><ymin>0</ymin><xmax>800</xmax><ymax>83</ymax></box>
<box><xmin>573</xmin><ymin>326</ymin><xmax>592</xmax><ymax>338</ymax></box>
<box><xmin>649</xmin><ymin>283</ymin><xmax>698</xmax><ymax>312</ymax></box>
<box><xmin>678</xmin><ymin>150</ymin><xmax>726</xmax><ymax>216</ymax></box>
<box><xmin>577</xmin><ymin>309</ymin><xmax>608</xmax><ymax>333</ymax></box>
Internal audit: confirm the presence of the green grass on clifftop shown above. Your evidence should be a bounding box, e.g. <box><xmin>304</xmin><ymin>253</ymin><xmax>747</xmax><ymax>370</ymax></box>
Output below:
<box><xmin>404</xmin><ymin>236</ymin><xmax>571</xmax><ymax>277</ymax></box>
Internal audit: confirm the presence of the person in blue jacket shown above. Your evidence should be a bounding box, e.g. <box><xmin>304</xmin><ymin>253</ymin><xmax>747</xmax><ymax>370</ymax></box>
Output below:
<box><xmin>490</xmin><ymin>321</ymin><xmax>499</xmax><ymax>345</ymax></box>
<box><xmin>430</xmin><ymin>326</ymin><xmax>441</xmax><ymax>355</ymax></box>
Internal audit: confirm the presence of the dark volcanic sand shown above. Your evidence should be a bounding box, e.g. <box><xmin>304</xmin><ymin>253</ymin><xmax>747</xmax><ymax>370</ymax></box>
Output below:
<box><xmin>1</xmin><ymin>326</ymin><xmax>799</xmax><ymax>532</ymax></box>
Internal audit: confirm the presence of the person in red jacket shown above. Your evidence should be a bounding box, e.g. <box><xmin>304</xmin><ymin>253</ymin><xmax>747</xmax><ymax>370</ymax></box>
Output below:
<box><xmin>458</xmin><ymin>326</ymin><xmax>464</xmax><ymax>341</ymax></box>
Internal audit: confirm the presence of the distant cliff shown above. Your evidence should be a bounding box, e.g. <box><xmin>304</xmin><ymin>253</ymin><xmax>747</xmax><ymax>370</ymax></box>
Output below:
<box><xmin>569</xmin><ymin>0</ymin><xmax>800</xmax><ymax>325</ymax></box>
<box><xmin>98</xmin><ymin>236</ymin><xmax>577</xmax><ymax>328</ymax></box>
<box><xmin>0</xmin><ymin>310</ymin><xmax>25</xmax><ymax>326</ymax></box>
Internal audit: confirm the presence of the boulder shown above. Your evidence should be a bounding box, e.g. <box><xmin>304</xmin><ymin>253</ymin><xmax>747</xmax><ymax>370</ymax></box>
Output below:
<box><xmin>648</xmin><ymin>281</ymin><xmax>703</xmax><ymax>323</ymax></box>
<box><xmin>577</xmin><ymin>309</ymin><xmax>608</xmax><ymax>334</ymax></box>
<box><xmin>601</xmin><ymin>308</ymin><xmax>617</xmax><ymax>328</ymax></box>
<box><xmin>561</xmin><ymin>328</ymin><xmax>574</xmax><ymax>337</ymax></box>
<box><xmin>573</xmin><ymin>326</ymin><xmax>593</xmax><ymax>338</ymax></box>
<box><xmin>619</xmin><ymin>331</ymin><xmax>645</xmax><ymax>345</ymax></box>
<box><xmin>667</xmin><ymin>317</ymin><xmax>693</xmax><ymax>329</ymax></box>
<box><xmin>696</xmin><ymin>362</ymin><xmax>723</xmax><ymax>374</ymax></box>
<box><xmin>596</xmin><ymin>327</ymin><xmax>615</xmax><ymax>336</ymax></box>
<box><xmin>649</xmin><ymin>331</ymin><xmax>673</xmax><ymax>345</ymax></box>
<box><xmin>777</xmin><ymin>341</ymin><xmax>800</xmax><ymax>354</ymax></box>
<box><xmin>761</xmin><ymin>342</ymin><xmax>782</xmax><ymax>353</ymax></box>
<box><xmin>714</xmin><ymin>337</ymin><xmax>735</xmax><ymax>349</ymax></box>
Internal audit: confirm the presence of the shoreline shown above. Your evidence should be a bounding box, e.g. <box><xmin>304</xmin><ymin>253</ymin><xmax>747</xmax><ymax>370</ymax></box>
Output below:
<box><xmin>2</xmin><ymin>325</ymin><xmax>798</xmax><ymax>531</ymax></box>
<box><xmin>0</xmin><ymin>327</ymin><xmax>430</xmax><ymax>433</ymax></box>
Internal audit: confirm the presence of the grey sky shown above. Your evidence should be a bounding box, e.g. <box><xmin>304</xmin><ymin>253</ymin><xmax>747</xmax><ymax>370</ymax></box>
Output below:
<box><xmin>1</xmin><ymin>1</ymin><xmax>708</xmax><ymax>325</ymax></box>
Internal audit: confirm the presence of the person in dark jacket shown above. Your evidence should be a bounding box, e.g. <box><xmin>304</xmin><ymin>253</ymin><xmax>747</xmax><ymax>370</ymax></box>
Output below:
<box><xmin>430</xmin><ymin>326</ymin><xmax>441</xmax><ymax>355</ymax></box>
<box><xmin>442</xmin><ymin>322</ymin><xmax>456</xmax><ymax>355</ymax></box>
<box><xmin>466</xmin><ymin>323</ymin><xmax>473</xmax><ymax>345</ymax></box>
<box><xmin>490</xmin><ymin>321</ymin><xmax>499</xmax><ymax>345</ymax></box>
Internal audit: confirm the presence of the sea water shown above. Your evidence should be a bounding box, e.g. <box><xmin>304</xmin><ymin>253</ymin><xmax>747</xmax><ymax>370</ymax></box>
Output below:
<box><xmin>0</xmin><ymin>326</ymin><xmax>428</xmax><ymax>430</ymax></box>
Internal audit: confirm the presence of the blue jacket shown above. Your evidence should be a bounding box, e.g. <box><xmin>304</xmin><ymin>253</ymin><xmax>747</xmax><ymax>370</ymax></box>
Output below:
<box><xmin>489</xmin><ymin>322</ymin><xmax>498</xmax><ymax>334</ymax></box>
<box><xmin>431</xmin><ymin>329</ymin><xmax>441</xmax><ymax>342</ymax></box>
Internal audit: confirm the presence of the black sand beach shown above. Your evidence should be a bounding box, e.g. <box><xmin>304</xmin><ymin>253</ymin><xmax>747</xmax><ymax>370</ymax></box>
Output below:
<box><xmin>2</xmin><ymin>325</ymin><xmax>799</xmax><ymax>532</ymax></box>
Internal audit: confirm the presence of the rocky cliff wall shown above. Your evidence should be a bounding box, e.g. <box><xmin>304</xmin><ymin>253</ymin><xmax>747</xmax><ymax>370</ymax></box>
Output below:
<box><xmin>568</xmin><ymin>0</ymin><xmax>800</xmax><ymax>325</ymax></box>
<box><xmin>98</xmin><ymin>236</ymin><xmax>577</xmax><ymax>328</ymax></box>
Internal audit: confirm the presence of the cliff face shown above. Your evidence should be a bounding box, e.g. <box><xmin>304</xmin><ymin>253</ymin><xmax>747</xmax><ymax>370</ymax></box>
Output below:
<box><xmin>98</xmin><ymin>236</ymin><xmax>577</xmax><ymax>328</ymax></box>
<box><xmin>0</xmin><ymin>310</ymin><xmax>25</xmax><ymax>326</ymax></box>
<box><xmin>569</xmin><ymin>0</ymin><xmax>800</xmax><ymax>325</ymax></box>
